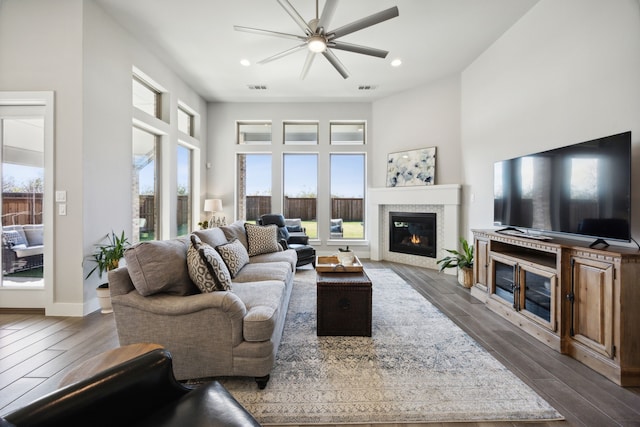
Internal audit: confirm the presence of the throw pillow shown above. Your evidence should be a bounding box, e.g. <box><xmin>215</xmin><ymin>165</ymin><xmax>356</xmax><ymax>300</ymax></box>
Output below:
<box><xmin>187</xmin><ymin>234</ymin><xmax>232</xmax><ymax>292</ymax></box>
<box><xmin>286</xmin><ymin>225</ymin><xmax>303</xmax><ymax>233</ymax></box>
<box><xmin>244</xmin><ymin>223</ymin><xmax>281</xmax><ymax>256</ymax></box>
<box><xmin>124</xmin><ymin>238</ymin><xmax>199</xmax><ymax>296</ymax></box>
<box><xmin>216</xmin><ymin>238</ymin><xmax>250</xmax><ymax>278</ymax></box>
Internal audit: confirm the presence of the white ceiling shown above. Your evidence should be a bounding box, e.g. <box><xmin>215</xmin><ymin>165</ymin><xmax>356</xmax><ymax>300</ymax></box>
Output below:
<box><xmin>94</xmin><ymin>0</ymin><xmax>539</xmax><ymax>103</ymax></box>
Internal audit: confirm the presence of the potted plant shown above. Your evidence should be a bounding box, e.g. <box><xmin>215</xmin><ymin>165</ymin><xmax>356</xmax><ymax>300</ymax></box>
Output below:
<box><xmin>85</xmin><ymin>230</ymin><xmax>130</xmax><ymax>313</ymax></box>
<box><xmin>437</xmin><ymin>237</ymin><xmax>474</xmax><ymax>288</ymax></box>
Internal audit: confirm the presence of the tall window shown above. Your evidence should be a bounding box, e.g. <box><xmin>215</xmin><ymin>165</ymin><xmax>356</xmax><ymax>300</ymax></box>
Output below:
<box><xmin>237</xmin><ymin>154</ymin><xmax>272</xmax><ymax>221</ymax></box>
<box><xmin>1</xmin><ymin>113</ymin><xmax>45</xmax><ymax>288</ymax></box>
<box><xmin>283</xmin><ymin>153</ymin><xmax>318</xmax><ymax>238</ymax></box>
<box><xmin>132</xmin><ymin>127</ymin><xmax>158</xmax><ymax>242</ymax></box>
<box><xmin>176</xmin><ymin>145</ymin><xmax>192</xmax><ymax>236</ymax></box>
<box><xmin>330</xmin><ymin>154</ymin><xmax>365</xmax><ymax>239</ymax></box>
<box><xmin>132</xmin><ymin>76</ymin><xmax>160</xmax><ymax>118</ymax></box>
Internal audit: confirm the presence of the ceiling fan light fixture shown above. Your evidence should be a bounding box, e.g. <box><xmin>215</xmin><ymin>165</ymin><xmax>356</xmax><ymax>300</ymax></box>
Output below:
<box><xmin>307</xmin><ymin>35</ymin><xmax>327</xmax><ymax>53</ymax></box>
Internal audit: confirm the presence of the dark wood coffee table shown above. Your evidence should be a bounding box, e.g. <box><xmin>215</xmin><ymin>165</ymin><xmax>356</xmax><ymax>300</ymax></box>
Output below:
<box><xmin>316</xmin><ymin>270</ymin><xmax>372</xmax><ymax>336</ymax></box>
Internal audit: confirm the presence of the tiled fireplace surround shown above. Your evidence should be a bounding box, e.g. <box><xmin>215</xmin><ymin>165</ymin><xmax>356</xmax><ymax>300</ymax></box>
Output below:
<box><xmin>368</xmin><ymin>185</ymin><xmax>461</xmax><ymax>273</ymax></box>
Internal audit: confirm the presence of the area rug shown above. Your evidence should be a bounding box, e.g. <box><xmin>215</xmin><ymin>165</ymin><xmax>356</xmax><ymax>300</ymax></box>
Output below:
<box><xmin>216</xmin><ymin>268</ymin><xmax>564</xmax><ymax>425</ymax></box>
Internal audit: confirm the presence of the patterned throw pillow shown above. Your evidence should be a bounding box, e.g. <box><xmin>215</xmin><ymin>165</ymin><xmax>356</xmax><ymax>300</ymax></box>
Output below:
<box><xmin>216</xmin><ymin>238</ymin><xmax>250</xmax><ymax>278</ymax></box>
<box><xmin>244</xmin><ymin>223</ymin><xmax>281</xmax><ymax>256</ymax></box>
<box><xmin>187</xmin><ymin>235</ymin><xmax>232</xmax><ymax>292</ymax></box>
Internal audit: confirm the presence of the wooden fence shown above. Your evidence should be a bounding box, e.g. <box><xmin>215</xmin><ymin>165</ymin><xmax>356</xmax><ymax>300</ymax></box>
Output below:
<box><xmin>1</xmin><ymin>193</ymin><xmax>43</xmax><ymax>226</ymax></box>
<box><xmin>246</xmin><ymin>196</ymin><xmax>363</xmax><ymax>221</ymax></box>
<box><xmin>138</xmin><ymin>195</ymin><xmax>190</xmax><ymax>232</ymax></box>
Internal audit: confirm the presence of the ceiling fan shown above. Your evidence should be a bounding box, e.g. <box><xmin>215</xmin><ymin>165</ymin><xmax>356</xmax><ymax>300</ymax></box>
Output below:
<box><xmin>234</xmin><ymin>0</ymin><xmax>399</xmax><ymax>79</ymax></box>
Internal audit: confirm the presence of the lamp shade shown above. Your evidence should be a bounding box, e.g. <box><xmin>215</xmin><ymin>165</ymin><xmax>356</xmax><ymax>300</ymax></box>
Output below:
<box><xmin>204</xmin><ymin>198</ymin><xmax>223</xmax><ymax>212</ymax></box>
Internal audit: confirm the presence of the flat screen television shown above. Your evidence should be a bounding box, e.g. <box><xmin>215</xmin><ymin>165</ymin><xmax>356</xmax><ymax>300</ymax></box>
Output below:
<box><xmin>493</xmin><ymin>131</ymin><xmax>632</xmax><ymax>244</ymax></box>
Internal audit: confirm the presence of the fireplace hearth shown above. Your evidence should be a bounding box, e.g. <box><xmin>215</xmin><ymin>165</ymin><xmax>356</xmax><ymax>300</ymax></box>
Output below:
<box><xmin>389</xmin><ymin>212</ymin><xmax>436</xmax><ymax>258</ymax></box>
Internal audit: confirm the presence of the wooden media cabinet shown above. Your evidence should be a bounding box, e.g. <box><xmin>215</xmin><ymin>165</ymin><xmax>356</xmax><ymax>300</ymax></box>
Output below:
<box><xmin>471</xmin><ymin>229</ymin><xmax>640</xmax><ymax>386</ymax></box>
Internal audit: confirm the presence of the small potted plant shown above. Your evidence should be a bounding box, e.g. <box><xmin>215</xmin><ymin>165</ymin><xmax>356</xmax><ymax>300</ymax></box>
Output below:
<box><xmin>85</xmin><ymin>230</ymin><xmax>130</xmax><ymax>313</ymax></box>
<box><xmin>437</xmin><ymin>237</ymin><xmax>474</xmax><ymax>288</ymax></box>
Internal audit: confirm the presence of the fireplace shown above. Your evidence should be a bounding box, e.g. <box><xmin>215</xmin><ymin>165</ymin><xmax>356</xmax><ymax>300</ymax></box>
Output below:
<box><xmin>389</xmin><ymin>212</ymin><xmax>436</xmax><ymax>258</ymax></box>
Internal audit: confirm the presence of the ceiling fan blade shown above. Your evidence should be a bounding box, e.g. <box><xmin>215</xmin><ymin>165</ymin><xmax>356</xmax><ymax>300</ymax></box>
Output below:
<box><xmin>323</xmin><ymin>49</ymin><xmax>350</xmax><ymax>79</ymax></box>
<box><xmin>300</xmin><ymin>51</ymin><xmax>316</xmax><ymax>80</ymax></box>
<box><xmin>317</xmin><ymin>0</ymin><xmax>338</xmax><ymax>32</ymax></box>
<box><xmin>328</xmin><ymin>6</ymin><xmax>399</xmax><ymax>40</ymax></box>
<box><xmin>258</xmin><ymin>43</ymin><xmax>307</xmax><ymax>65</ymax></box>
<box><xmin>277</xmin><ymin>0</ymin><xmax>312</xmax><ymax>35</ymax></box>
<box><xmin>330</xmin><ymin>41</ymin><xmax>389</xmax><ymax>58</ymax></box>
<box><xmin>233</xmin><ymin>25</ymin><xmax>306</xmax><ymax>42</ymax></box>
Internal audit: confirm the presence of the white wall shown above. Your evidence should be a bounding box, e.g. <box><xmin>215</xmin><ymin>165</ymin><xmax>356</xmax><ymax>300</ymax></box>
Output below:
<box><xmin>461</xmin><ymin>0</ymin><xmax>640</xmax><ymax>245</ymax></box>
<box><xmin>371</xmin><ymin>74</ymin><xmax>463</xmax><ymax>189</ymax></box>
<box><xmin>0</xmin><ymin>0</ymin><xmax>208</xmax><ymax>315</ymax></box>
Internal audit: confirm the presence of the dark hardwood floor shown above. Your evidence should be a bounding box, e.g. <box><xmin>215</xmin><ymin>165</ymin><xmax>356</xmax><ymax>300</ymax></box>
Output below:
<box><xmin>1</xmin><ymin>260</ymin><xmax>639</xmax><ymax>426</ymax></box>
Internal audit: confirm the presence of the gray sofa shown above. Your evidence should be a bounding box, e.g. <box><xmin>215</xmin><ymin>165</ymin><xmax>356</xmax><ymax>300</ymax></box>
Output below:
<box><xmin>109</xmin><ymin>220</ymin><xmax>297</xmax><ymax>389</ymax></box>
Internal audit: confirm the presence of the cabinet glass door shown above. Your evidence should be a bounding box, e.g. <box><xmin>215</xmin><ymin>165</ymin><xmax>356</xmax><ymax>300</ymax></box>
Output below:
<box><xmin>520</xmin><ymin>264</ymin><xmax>556</xmax><ymax>330</ymax></box>
<box><xmin>492</xmin><ymin>258</ymin><xmax>516</xmax><ymax>306</ymax></box>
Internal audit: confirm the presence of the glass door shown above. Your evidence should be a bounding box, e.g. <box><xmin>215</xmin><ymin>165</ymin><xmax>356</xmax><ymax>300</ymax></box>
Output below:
<box><xmin>520</xmin><ymin>264</ymin><xmax>556</xmax><ymax>330</ymax></box>
<box><xmin>491</xmin><ymin>255</ymin><xmax>517</xmax><ymax>307</ymax></box>
<box><xmin>0</xmin><ymin>107</ymin><xmax>45</xmax><ymax>289</ymax></box>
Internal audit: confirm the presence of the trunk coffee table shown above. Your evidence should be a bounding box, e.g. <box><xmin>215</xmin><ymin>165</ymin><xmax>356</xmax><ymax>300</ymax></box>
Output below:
<box><xmin>316</xmin><ymin>270</ymin><xmax>372</xmax><ymax>336</ymax></box>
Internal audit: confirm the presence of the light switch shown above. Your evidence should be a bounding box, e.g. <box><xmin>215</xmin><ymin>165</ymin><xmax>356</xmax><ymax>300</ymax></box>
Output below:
<box><xmin>58</xmin><ymin>204</ymin><xmax>67</xmax><ymax>216</ymax></box>
<box><xmin>56</xmin><ymin>190</ymin><xmax>67</xmax><ymax>202</ymax></box>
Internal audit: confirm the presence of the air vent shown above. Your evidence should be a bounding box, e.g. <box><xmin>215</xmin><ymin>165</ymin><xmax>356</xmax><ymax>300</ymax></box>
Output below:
<box><xmin>358</xmin><ymin>85</ymin><xmax>377</xmax><ymax>91</ymax></box>
<box><xmin>247</xmin><ymin>84</ymin><xmax>268</xmax><ymax>90</ymax></box>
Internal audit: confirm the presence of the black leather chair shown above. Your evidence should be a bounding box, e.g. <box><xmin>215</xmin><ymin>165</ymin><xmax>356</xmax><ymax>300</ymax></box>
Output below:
<box><xmin>258</xmin><ymin>214</ymin><xmax>316</xmax><ymax>268</ymax></box>
<box><xmin>0</xmin><ymin>346</ymin><xmax>260</xmax><ymax>427</ymax></box>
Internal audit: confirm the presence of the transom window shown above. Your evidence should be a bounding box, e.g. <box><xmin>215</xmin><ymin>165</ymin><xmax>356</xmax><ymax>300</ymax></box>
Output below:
<box><xmin>284</xmin><ymin>122</ymin><xmax>318</xmax><ymax>145</ymax></box>
<box><xmin>177</xmin><ymin>106</ymin><xmax>194</xmax><ymax>136</ymax></box>
<box><xmin>132</xmin><ymin>76</ymin><xmax>161</xmax><ymax>118</ymax></box>
<box><xmin>237</xmin><ymin>121</ymin><xmax>272</xmax><ymax>145</ymax></box>
<box><xmin>330</xmin><ymin>122</ymin><xmax>366</xmax><ymax>145</ymax></box>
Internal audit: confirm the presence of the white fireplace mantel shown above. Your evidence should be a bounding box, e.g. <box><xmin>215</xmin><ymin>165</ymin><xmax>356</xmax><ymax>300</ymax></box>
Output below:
<box><xmin>368</xmin><ymin>184</ymin><xmax>461</xmax><ymax>266</ymax></box>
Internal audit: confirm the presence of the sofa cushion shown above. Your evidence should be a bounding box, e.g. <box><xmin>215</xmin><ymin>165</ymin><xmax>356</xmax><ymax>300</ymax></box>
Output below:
<box><xmin>244</xmin><ymin>223</ymin><xmax>281</xmax><ymax>256</ymax></box>
<box><xmin>124</xmin><ymin>238</ymin><xmax>198</xmax><ymax>296</ymax></box>
<box><xmin>219</xmin><ymin>220</ymin><xmax>248</xmax><ymax>250</ymax></box>
<box><xmin>247</xmin><ymin>249</ymin><xmax>297</xmax><ymax>272</ymax></box>
<box><xmin>193</xmin><ymin>227</ymin><xmax>229</xmax><ymax>248</ymax></box>
<box><xmin>233</xmin><ymin>280</ymin><xmax>286</xmax><ymax>342</ymax></box>
<box><xmin>2</xmin><ymin>229</ymin><xmax>27</xmax><ymax>247</ymax></box>
<box><xmin>187</xmin><ymin>235</ymin><xmax>232</xmax><ymax>292</ymax></box>
<box><xmin>232</xmin><ymin>261</ymin><xmax>293</xmax><ymax>284</ymax></box>
<box><xmin>215</xmin><ymin>238</ymin><xmax>249</xmax><ymax>278</ymax></box>
<box><xmin>22</xmin><ymin>225</ymin><xmax>44</xmax><ymax>246</ymax></box>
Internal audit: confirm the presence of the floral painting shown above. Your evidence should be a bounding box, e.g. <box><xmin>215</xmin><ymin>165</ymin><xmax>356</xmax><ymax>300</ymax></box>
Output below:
<box><xmin>386</xmin><ymin>147</ymin><xmax>436</xmax><ymax>187</ymax></box>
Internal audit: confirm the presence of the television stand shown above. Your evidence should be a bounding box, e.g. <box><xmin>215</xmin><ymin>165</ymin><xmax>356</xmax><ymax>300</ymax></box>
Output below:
<box><xmin>471</xmin><ymin>229</ymin><xmax>640</xmax><ymax>386</ymax></box>
<box><xmin>589</xmin><ymin>238</ymin><xmax>610</xmax><ymax>248</ymax></box>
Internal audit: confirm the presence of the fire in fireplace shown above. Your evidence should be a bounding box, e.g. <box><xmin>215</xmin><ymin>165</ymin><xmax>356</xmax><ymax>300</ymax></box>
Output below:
<box><xmin>389</xmin><ymin>212</ymin><xmax>436</xmax><ymax>258</ymax></box>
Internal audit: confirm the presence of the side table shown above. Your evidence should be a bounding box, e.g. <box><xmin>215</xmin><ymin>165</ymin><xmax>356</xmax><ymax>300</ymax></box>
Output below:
<box><xmin>316</xmin><ymin>270</ymin><xmax>372</xmax><ymax>336</ymax></box>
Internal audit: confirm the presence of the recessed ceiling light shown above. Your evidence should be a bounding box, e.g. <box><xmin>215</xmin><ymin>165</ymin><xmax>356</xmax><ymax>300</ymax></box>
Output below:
<box><xmin>240</xmin><ymin>59</ymin><xmax>251</xmax><ymax>67</ymax></box>
<box><xmin>391</xmin><ymin>59</ymin><xmax>402</xmax><ymax>67</ymax></box>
